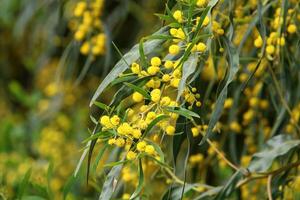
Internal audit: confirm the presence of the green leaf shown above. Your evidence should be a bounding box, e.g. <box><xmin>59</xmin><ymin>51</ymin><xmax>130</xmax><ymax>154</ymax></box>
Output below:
<box><xmin>98</xmin><ymin>164</ymin><xmax>124</xmax><ymax>200</ymax></box>
<box><xmin>130</xmin><ymin>159</ymin><xmax>144</xmax><ymax>199</ymax></box>
<box><xmin>139</xmin><ymin>38</ymin><xmax>148</xmax><ymax>68</ymax></box>
<box><xmin>93</xmin><ymin>101</ymin><xmax>110</xmax><ymax>111</ymax></box>
<box><xmin>165</xmin><ymin>107</ymin><xmax>200</xmax><ymax>120</ymax></box>
<box><xmin>248</xmin><ymin>135</ymin><xmax>300</xmax><ymax>172</ymax></box>
<box><xmin>89</xmin><ymin>27</ymin><xmax>168</xmax><ymax>107</ymax></box>
<box><xmin>46</xmin><ymin>162</ymin><xmax>54</xmax><ymax>199</ymax></box>
<box><xmin>200</xmin><ymin>36</ymin><xmax>239</xmax><ymax>145</ymax></box>
<box><xmin>63</xmin><ymin>175</ymin><xmax>77</xmax><ymax>200</ymax></box>
<box><xmin>104</xmin><ymin>160</ymin><xmax>129</xmax><ymax>167</ymax></box>
<box><xmin>214</xmin><ymin>170</ymin><xmax>243</xmax><ymax>200</ymax></box>
<box><xmin>146</xmin><ymin>34</ymin><xmax>175</xmax><ymax>40</ymax></box>
<box><xmin>92</xmin><ymin>144</ymin><xmax>109</xmax><ymax>175</ymax></box>
<box><xmin>82</xmin><ymin>131</ymin><xmax>113</xmax><ymax>143</ymax></box>
<box><xmin>110</xmin><ymin>75</ymin><xmax>137</xmax><ymax>86</ymax></box>
<box><xmin>124</xmin><ymin>82</ymin><xmax>151</xmax><ymax>99</ymax></box>
<box><xmin>17</xmin><ymin>169</ymin><xmax>32</xmax><ymax>199</ymax></box>
<box><xmin>74</xmin><ymin>123</ymin><xmax>100</xmax><ymax>177</ymax></box>
<box><xmin>177</xmin><ymin>53</ymin><xmax>199</xmax><ymax>101</ymax></box>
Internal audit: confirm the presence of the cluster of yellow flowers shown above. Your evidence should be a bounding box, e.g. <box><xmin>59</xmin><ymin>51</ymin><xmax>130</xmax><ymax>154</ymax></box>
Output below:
<box><xmin>71</xmin><ymin>0</ymin><xmax>106</xmax><ymax>56</ymax></box>
<box><xmin>253</xmin><ymin>7</ymin><xmax>298</xmax><ymax>58</ymax></box>
<box><xmin>85</xmin><ymin>0</ymin><xmax>300</xmax><ymax>199</ymax></box>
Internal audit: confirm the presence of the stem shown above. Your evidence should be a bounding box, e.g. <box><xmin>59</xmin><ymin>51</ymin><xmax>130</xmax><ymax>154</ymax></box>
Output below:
<box><xmin>207</xmin><ymin>138</ymin><xmax>242</xmax><ymax>173</ymax></box>
<box><xmin>267</xmin><ymin>175</ymin><xmax>273</xmax><ymax>200</ymax></box>
<box><xmin>236</xmin><ymin>161</ymin><xmax>300</xmax><ymax>188</ymax></box>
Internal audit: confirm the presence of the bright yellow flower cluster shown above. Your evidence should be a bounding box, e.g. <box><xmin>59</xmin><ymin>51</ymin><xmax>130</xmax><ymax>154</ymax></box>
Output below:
<box><xmin>71</xmin><ymin>0</ymin><xmax>106</xmax><ymax>56</ymax></box>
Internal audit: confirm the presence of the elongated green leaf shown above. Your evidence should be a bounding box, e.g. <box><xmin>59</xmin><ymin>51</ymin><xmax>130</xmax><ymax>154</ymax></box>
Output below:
<box><xmin>47</xmin><ymin>162</ymin><xmax>53</xmax><ymax>199</ymax></box>
<box><xmin>74</xmin><ymin>123</ymin><xmax>100</xmax><ymax>177</ymax></box>
<box><xmin>248</xmin><ymin>135</ymin><xmax>300</xmax><ymax>172</ymax></box>
<box><xmin>104</xmin><ymin>160</ymin><xmax>129</xmax><ymax>167</ymax></box>
<box><xmin>17</xmin><ymin>169</ymin><xmax>32</xmax><ymax>199</ymax></box>
<box><xmin>93</xmin><ymin>101</ymin><xmax>110</xmax><ymax>111</ymax></box>
<box><xmin>124</xmin><ymin>82</ymin><xmax>151</xmax><ymax>99</ymax></box>
<box><xmin>63</xmin><ymin>175</ymin><xmax>77</xmax><ymax>200</ymax></box>
<box><xmin>177</xmin><ymin>53</ymin><xmax>199</xmax><ymax>101</ymax></box>
<box><xmin>92</xmin><ymin>144</ymin><xmax>109</xmax><ymax>175</ymax></box>
<box><xmin>200</xmin><ymin>36</ymin><xmax>239</xmax><ymax>145</ymax></box>
<box><xmin>214</xmin><ymin>170</ymin><xmax>243</xmax><ymax>200</ymax></box>
<box><xmin>130</xmin><ymin>159</ymin><xmax>144</xmax><ymax>199</ymax></box>
<box><xmin>98</xmin><ymin>164</ymin><xmax>124</xmax><ymax>200</ymax></box>
<box><xmin>139</xmin><ymin>38</ymin><xmax>148</xmax><ymax>68</ymax></box>
<box><xmin>82</xmin><ymin>131</ymin><xmax>112</xmax><ymax>143</ymax></box>
<box><xmin>110</xmin><ymin>75</ymin><xmax>137</xmax><ymax>86</ymax></box>
<box><xmin>90</xmin><ymin>27</ymin><xmax>168</xmax><ymax>107</ymax></box>
<box><xmin>166</xmin><ymin>107</ymin><xmax>200</xmax><ymax>120</ymax></box>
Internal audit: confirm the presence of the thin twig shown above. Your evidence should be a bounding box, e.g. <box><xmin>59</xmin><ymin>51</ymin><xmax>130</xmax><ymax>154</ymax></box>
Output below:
<box><xmin>267</xmin><ymin>175</ymin><xmax>273</xmax><ymax>200</ymax></box>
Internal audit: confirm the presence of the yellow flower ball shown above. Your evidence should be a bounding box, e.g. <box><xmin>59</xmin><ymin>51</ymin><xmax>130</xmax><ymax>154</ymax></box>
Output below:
<box><xmin>276</xmin><ymin>37</ymin><xmax>285</xmax><ymax>46</ymax></box>
<box><xmin>74</xmin><ymin>30</ymin><xmax>85</xmax><ymax>41</ymax></box>
<box><xmin>137</xmin><ymin>141</ymin><xmax>147</xmax><ymax>152</ymax></box>
<box><xmin>126</xmin><ymin>151</ymin><xmax>137</xmax><ymax>160</ymax></box>
<box><xmin>166</xmin><ymin>125</ymin><xmax>175</xmax><ymax>135</ymax></box>
<box><xmin>216</xmin><ymin>28</ymin><xmax>224</xmax><ymax>35</ymax></box>
<box><xmin>197</xmin><ymin>42</ymin><xmax>207</xmax><ymax>52</ymax></box>
<box><xmin>108</xmin><ymin>138</ymin><xmax>116</xmax><ymax>145</ymax></box>
<box><xmin>224</xmin><ymin>98</ymin><xmax>233</xmax><ymax>109</ymax></box>
<box><xmin>229</xmin><ymin>121</ymin><xmax>241</xmax><ymax>133</ymax></box>
<box><xmin>169</xmin><ymin>44</ymin><xmax>180</xmax><ymax>55</ymax></box>
<box><xmin>110</xmin><ymin>115</ymin><xmax>120</xmax><ymax>126</ymax></box>
<box><xmin>132</xmin><ymin>129</ymin><xmax>142</xmax><ymax>139</ymax></box>
<box><xmin>287</xmin><ymin>24</ymin><xmax>297</xmax><ymax>34</ymax></box>
<box><xmin>196</xmin><ymin>101</ymin><xmax>202</xmax><ymax>107</ymax></box>
<box><xmin>191</xmin><ymin>127</ymin><xmax>200</xmax><ymax>137</ymax></box>
<box><xmin>202</xmin><ymin>16</ymin><xmax>210</xmax><ymax>26</ymax></box>
<box><xmin>151</xmin><ymin>89</ymin><xmax>161</xmax><ymax>102</ymax></box>
<box><xmin>254</xmin><ymin>36</ymin><xmax>263</xmax><ymax>48</ymax></box>
<box><xmin>147</xmin><ymin>66</ymin><xmax>160</xmax><ymax>75</ymax></box>
<box><xmin>170</xmin><ymin>78</ymin><xmax>180</xmax><ymax>88</ymax></box>
<box><xmin>164</xmin><ymin>60</ymin><xmax>174</xmax><ymax>69</ymax></box>
<box><xmin>162</xmin><ymin>74</ymin><xmax>171</xmax><ymax>82</ymax></box>
<box><xmin>266</xmin><ymin>45</ymin><xmax>275</xmax><ymax>55</ymax></box>
<box><xmin>132</xmin><ymin>92</ymin><xmax>144</xmax><ymax>102</ymax></box>
<box><xmin>170</xmin><ymin>28</ymin><xmax>178</xmax><ymax>36</ymax></box>
<box><xmin>100</xmin><ymin>115</ymin><xmax>110</xmax><ymax>127</ymax></box>
<box><xmin>160</xmin><ymin>96</ymin><xmax>171</xmax><ymax>106</ymax></box>
<box><xmin>196</xmin><ymin>0</ymin><xmax>206</xmax><ymax>7</ymax></box>
<box><xmin>115</xmin><ymin>138</ymin><xmax>125</xmax><ymax>147</ymax></box>
<box><xmin>173</xmin><ymin>10</ymin><xmax>183</xmax><ymax>23</ymax></box>
<box><xmin>80</xmin><ymin>42</ymin><xmax>90</xmax><ymax>55</ymax></box>
<box><xmin>150</xmin><ymin>57</ymin><xmax>161</xmax><ymax>67</ymax></box>
<box><xmin>145</xmin><ymin>145</ymin><xmax>155</xmax><ymax>155</ymax></box>
<box><xmin>131</xmin><ymin>62</ymin><xmax>141</xmax><ymax>74</ymax></box>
